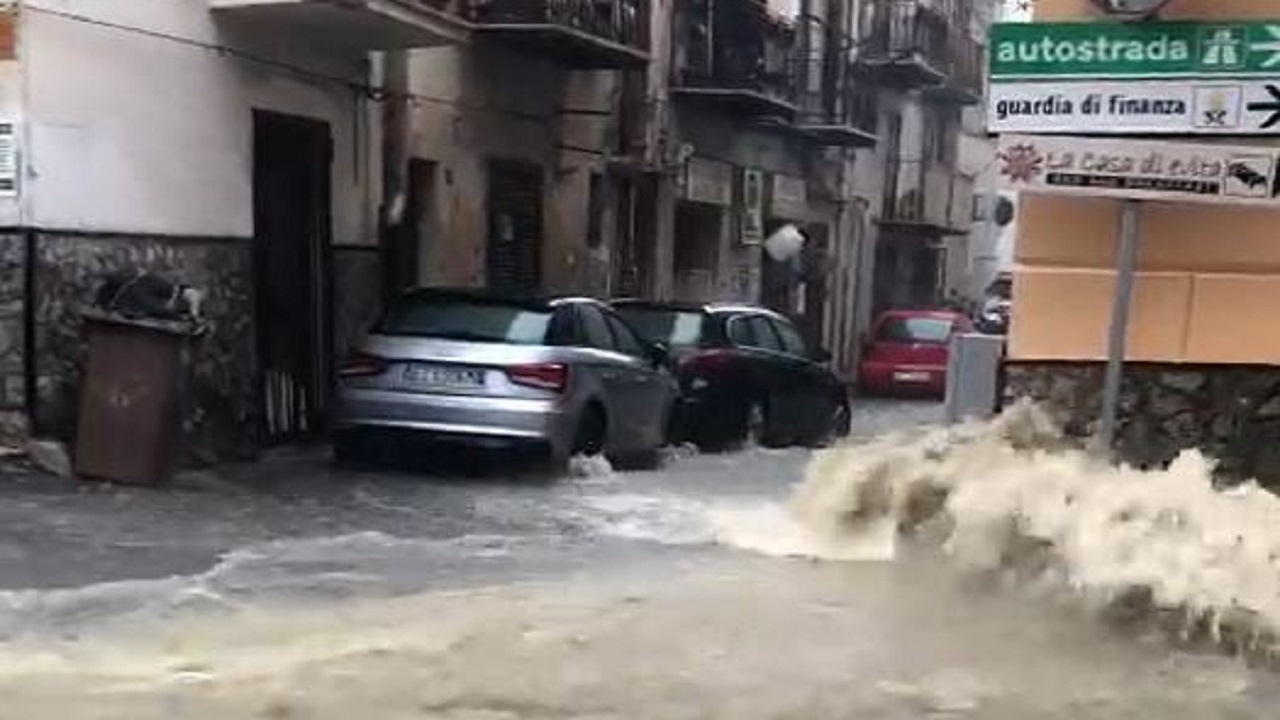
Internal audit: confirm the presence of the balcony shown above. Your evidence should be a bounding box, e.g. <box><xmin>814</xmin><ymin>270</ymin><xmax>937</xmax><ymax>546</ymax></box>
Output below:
<box><xmin>672</xmin><ymin>0</ymin><xmax>798</xmax><ymax>120</ymax></box>
<box><xmin>208</xmin><ymin>0</ymin><xmax>470</xmax><ymax>50</ymax></box>
<box><xmin>468</xmin><ymin>0</ymin><xmax>648</xmax><ymax>69</ymax></box>
<box><xmin>923</xmin><ymin>29</ymin><xmax>983</xmax><ymax>106</ymax></box>
<box><xmin>880</xmin><ymin>159</ymin><xmax>972</xmax><ymax>235</ymax></box>
<box><xmin>856</xmin><ymin>0</ymin><xmax>952</xmax><ymax>89</ymax></box>
<box><xmin>794</xmin><ymin>55</ymin><xmax>878</xmax><ymax>147</ymax></box>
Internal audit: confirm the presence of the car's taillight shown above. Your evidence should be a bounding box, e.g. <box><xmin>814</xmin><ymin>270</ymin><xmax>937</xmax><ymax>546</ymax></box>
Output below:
<box><xmin>680</xmin><ymin>349</ymin><xmax>734</xmax><ymax>374</ymax></box>
<box><xmin>339</xmin><ymin>352</ymin><xmax>388</xmax><ymax>378</ymax></box>
<box><xmin>506</xmin><ymin>363</ymin><xmax>568</xmax><ymax>392</ymax></box>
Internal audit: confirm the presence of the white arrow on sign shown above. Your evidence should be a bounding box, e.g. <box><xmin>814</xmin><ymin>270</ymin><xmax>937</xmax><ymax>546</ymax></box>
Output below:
<box><xmin>1250</xmin><ymin>25</ymin><xmax>1280</xmax><ymax>68</ymax></box>
<box><xmin>988</xmin><ymin>79</ymin><xmax>1280</xmax><ymax>135</ymax></box>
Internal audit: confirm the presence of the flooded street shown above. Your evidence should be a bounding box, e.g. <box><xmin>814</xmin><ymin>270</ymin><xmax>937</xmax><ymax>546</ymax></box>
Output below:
<box><xmin>0</xmin><ymin>400</ymin><xmax>1276</xmax><ymax>718</ymax></box>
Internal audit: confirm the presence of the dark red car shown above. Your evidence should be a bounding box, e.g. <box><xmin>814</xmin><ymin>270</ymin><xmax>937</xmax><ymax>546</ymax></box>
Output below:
<box><xmin>857</xmin><ymin>309</ymin><xmax>974</xmax><ymax>398</ymax></box>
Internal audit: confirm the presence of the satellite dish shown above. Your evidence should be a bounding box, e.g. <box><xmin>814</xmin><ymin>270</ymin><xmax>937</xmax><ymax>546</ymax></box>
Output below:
<box><xmin>764</xmin><ymin>224</ymin><xmax>806</xmax><ymax>263</ymax></box>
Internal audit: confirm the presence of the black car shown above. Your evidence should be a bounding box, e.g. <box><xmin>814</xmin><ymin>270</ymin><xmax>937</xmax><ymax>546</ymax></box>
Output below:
<box><xmin>612</xmin><ymin>300</ymin><xmax>851</xmax><ymax>449</ymax></box>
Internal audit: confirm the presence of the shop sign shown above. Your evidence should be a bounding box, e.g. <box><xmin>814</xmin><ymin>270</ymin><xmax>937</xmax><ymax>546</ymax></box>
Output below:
<box><xmin>0</xmin><ymin>122</ymin><xmax>17</xmax><ymax>196</ymax></box>
<box><xmin>682</xmin><ymin>158</ymin><xmax>732</xmax><ymax>207</ymax></box>
<box><xmin>996</xmin><ymin>133</ymin><xmax>1280</xmax><ymax>207</ymax></box>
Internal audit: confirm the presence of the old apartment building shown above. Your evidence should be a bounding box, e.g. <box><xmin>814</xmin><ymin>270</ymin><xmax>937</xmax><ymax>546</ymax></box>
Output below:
<box><xmin>0</xmin><ymin>0</ymin><xmax>990</xmax><ymax>460</ymax></box>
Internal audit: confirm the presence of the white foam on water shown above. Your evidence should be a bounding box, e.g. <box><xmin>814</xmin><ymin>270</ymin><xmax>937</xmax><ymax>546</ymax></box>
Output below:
<box><xmin>0</xmin><ymin>531</ymin><xmax>521</xmax><ymax>637</ymax></box>
<box><xmin>576</xmin><ymin>493</ymin><xmax>715</xmax><ymax>546</ymax></box>
<box><xmin>755</xmin><ymin>400</ymin><xmax>1280</xmax><ymax>663</ymax></box>
<box><xmin>707</xmin><ymin>505</ymin><xmax>898</xmax><ymax>562</ymax></box>
<box><xmin>568</xmin><ymin>454</ymin><xmax>615</xmax><ymax>479</ymax></box>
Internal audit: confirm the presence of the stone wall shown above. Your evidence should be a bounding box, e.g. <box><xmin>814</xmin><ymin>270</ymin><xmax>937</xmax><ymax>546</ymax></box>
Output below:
<box><xmin>0</xmin><ymin>232</ymin><xmax>24</xmax><ymax>443</ymax></box>
<box><xmin>332</xmin><ymin>246</ymin><xmax>382</xmax><ymax>361</ymax></box>
<box><xmin>1006</xmin><ymin>362</ymin><xmax>1280</xmax><ymax>485</ymax></box>
<box><xmin>0</xmin><ymin>233</ymin><xmax>23</xmax><ymax>411</ymax></box>
<box><xmin>32</xmin><ymin>232</ymin><xmax>256</xmax><ymax>464</ymax></box>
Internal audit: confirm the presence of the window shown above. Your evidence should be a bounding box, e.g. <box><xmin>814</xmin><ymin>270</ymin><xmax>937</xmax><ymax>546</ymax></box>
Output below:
<box><xmin>586</xmin><ymin>172</ymin><xmax>605</xmax><ymax>250</ymax></box>
<box><xmin>923</xmin><ymin>110</ymin><xmax>957</xmax><ymax>166</ymax></box>
<box><xmin>727</xmin><ymin>315</ymin><xmax>758</xmax><ymax>347</ymax></box>
<box><xmin>747</xmin><ymin>316</ymin><xmax>784</xmax><ymax>352</ymax></box>
<box><xmin>545</xmin><ymin>307</ymin><xmax>579</xmax><ymax>347</ymax></box>
<box><xmin>876</xmin><ymin>317</ymin><xmax>955</xmax><ymax>345</ymax></box>
<box><xmin>578</xmin><ymin>305</ymin><xmax>616</xmax><ymax>351</ymax></box>
<box><xmin>604</xmin><ymin>312</ymin><xmax>647</xmax><ymax>358</ymax></box>
<box><xmin>770</xmin><ymin>317</ymin><xmax>808</xmax><ymax>357</ymax></box>
<box><xmin>615</xmin><ymin>307</ymin><xmax>705</xmax><ymax>348</ymax></box>
<box><xmin>380</xmin><ymin>292</ymin><xmax>552</xmax><ymax>345</ymax></box>
<box><xmin>728</xmin><ymin>314</ymin><xmax>784</xmax><ymax>352</ymax></box>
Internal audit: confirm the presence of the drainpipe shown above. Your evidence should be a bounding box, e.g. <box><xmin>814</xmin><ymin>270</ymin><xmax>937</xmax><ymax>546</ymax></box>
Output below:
<box><xmin>378</xmin><ymin>50</ymin><xmax>411</xmax><ymax>306</ymax></box>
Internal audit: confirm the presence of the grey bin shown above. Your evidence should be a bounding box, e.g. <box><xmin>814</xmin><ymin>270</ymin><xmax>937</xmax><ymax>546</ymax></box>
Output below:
<box><xmin>74</xmin><ymin>311</ymin><xmax>200</xmax><ymax>486</ymax></box>
<box><xmin>944</xmin><ymin>333</ymin><xmax>1006</xmax><ymax>425</ymax></box>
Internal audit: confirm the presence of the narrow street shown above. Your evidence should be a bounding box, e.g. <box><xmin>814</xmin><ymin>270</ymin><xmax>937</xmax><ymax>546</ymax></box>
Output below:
<box><xmin>0</xmin><ymin>400</ymin><xmax>940</xmax><ymax>595</ymax></box>
<box><xmin>0</xmin><ymin>399</ymin><xmax>1275</xmax><ymax>718</ymax></box>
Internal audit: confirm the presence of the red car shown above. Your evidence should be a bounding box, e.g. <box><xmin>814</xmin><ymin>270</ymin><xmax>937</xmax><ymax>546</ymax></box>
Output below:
<box><xmin>857</xmin><ymin>309</ymin><xmax>974</xmax><ymax>398</ymax></box>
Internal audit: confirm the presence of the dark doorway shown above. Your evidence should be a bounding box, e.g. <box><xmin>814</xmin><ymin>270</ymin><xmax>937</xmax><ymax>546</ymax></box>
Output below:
<box><xmin>486</xmin><ymin>160</ymin><xmax>544</xmax><ymax>295</ymax></box>
<box><xmin>252</xmin><ymin>110</ymin><xmax>333</xmax><ymax>444</ymax></box>
<box><xmin>760</xmin><ymin>220</ymin><xmax>796</xmax><ymax>313</ymax></box>
<box><xmin>613</xmin><ymin>173</ymin><xmax>658</xmax><ymax>298</ymax></box>
<box><xmin>799</xmin><ymin>223</ymin><xmax>830</xmax><ymax>350</ymax></box>
<box><xmin>382</xmin><ymin>159</ymin><xmax>434</xmax><ymax>300</ymax></box>
<box><xmin>673</xmin><ymin>201</ymin><xmax>721</xmax><ymax>302</ymax></box>
<box><xmin>873</xmin><ymin>236</ymin><xmax>940</xmax><ymax>314</ymax></box>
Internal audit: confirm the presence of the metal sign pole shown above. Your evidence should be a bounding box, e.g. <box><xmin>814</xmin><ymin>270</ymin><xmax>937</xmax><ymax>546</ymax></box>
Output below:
<box><xmin>1095</xmin><ymin>199</ymin><xmax>1141</xmax><ymax>456</ymax></box>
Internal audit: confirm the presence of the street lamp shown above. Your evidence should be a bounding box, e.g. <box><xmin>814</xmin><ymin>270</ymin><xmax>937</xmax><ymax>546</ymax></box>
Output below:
<box><xmin>1090</xmin><ymin>0</ymin><xmax>1174</xmax><ymax>18</ymax></box>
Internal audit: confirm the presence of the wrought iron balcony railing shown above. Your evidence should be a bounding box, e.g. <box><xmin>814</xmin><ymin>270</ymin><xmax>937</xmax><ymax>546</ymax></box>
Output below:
<box><xmin>882</xmin><ymin>157</ymin><xmax>971</xmax><ymax>233</ymax></box>
<box><xmin>673</xmin><ymin>0</ymin><xmax>798</xmax><ymax>116</ymax></box>
<box><xmin>931</xmin><ymin>27</ymin><xmax>983</xmax><ymax>104</ymax></box>
<box><xmin>468</xmin><ymin>0</ymin><xmax>644</xmax><ymax>49</ymax></box>
<box><xmin>858</xmin><ymin>0</ymin><xmax>955</xmax><ymax>86</ymax></box>
<box><xmin>794</xmin><ymin>44</ymin><xmax>879</xmax><ymax>146</ymax></box>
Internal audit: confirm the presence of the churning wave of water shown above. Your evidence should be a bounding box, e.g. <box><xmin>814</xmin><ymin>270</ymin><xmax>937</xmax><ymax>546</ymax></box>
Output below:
<box><xmin>710</xmin><ymin>401</ymin><xmax>1280</xmax><ymax>667</ymax></box>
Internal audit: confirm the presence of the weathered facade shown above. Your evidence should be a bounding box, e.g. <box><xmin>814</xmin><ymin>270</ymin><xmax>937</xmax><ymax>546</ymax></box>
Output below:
<box><xmin>0</xmin><ymin>0</ymin><xmax>457</xmax><ymax>457</ymax></box>
<box><xmin>858</xmin><ymin>0</ymin><xmax>987</xmax><ymax>317</ymax></box>
<box><xmin>0</xmin><ymin>0</ymin><xmax>996</xmax><ymax>463</ymax></box>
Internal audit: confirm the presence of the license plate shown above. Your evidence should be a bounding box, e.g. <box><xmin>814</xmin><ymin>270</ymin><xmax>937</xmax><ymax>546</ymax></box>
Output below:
<box><xmin>893</xmin><ymin>371</ymin><xmax>930</xmax><ymax>383</ymax></box>
<box><xmin>401</xmin><ymin>364</ymin><xmax>485</xmax><ymax>389</ymax></box>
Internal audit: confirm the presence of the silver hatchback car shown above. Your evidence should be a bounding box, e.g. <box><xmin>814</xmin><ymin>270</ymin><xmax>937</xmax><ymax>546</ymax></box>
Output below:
<box><xmin>333</xmin><ymin>288</ymin><xmax>678</xmax><ymax>467</ymax></box>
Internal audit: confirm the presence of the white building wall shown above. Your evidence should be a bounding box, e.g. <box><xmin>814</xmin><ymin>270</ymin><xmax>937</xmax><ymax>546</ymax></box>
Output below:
<box><xmin>0</xmin><ymin>58</ymin><xmax>20</xmax><ymax>228</ymax></box>
<box><xmin>20</xmin><ymin>0</ymin><xmax>371</xmax><ymax>243</ymax></box>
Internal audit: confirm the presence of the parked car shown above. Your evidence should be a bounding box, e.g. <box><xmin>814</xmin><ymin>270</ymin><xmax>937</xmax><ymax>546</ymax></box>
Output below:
<box><xmin>333</xmin><ymin>288</ymin><xmax>678</xmax><ymax>469</ymax></box>
<box><xmin>611</xmin><ymin>300</ymin><xmax>851</xmax><ymax>449</ymax></box>
<box><xmin>857</xmin><ymin>309</ymin><xmax>974</xmax><ymax>398</ymax></box>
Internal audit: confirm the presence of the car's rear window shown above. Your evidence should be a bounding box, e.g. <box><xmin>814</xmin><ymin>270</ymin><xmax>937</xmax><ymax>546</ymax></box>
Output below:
<box><xmin>877</xmin><ymin>317</ymin><xmax>954</xmax><ymax>344</ymax></box>
<box><xmin>615</xmin><ymin>307</ymin><xmax>704</xmax><ymax>347</ymax></box>
<box><xmin>379</xmin><ymin>294</ymin><xmax>552</xmax><ymax>345</ymax></box>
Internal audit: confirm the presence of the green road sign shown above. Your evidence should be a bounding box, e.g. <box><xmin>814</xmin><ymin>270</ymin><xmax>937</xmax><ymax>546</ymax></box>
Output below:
<box><xmin>990</xmin><ymin>21</ymin><xmax>1280</xmax><ymax>80</ymax></box>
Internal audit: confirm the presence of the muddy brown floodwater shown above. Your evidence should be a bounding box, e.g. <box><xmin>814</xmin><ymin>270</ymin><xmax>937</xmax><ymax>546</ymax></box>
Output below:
<box><xmin>0</xmin><ymin>403</ymin><xmax>1277</xmax><ymax>719</ymax></box>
